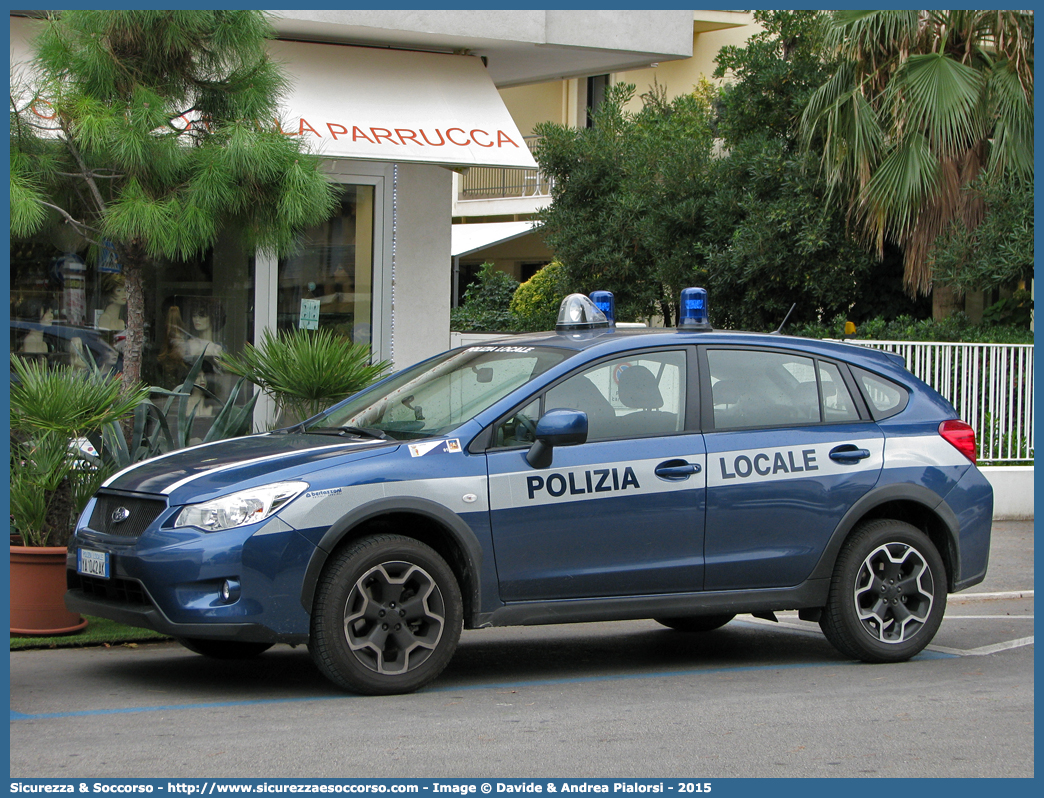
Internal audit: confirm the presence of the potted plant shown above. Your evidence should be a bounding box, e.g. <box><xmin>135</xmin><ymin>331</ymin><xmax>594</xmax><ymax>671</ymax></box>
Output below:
<box><xmin>219</xmin><ymin>327</ymin><xmax>391</xmax><ymax>427</ymax></box>
<box><xmin>9</xmin><ymin>357</ymin><xmax>148</xmax><ymax>635</ymax></box>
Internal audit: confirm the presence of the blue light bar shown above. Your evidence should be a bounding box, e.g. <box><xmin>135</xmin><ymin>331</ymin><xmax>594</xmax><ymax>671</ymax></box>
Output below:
<box><xmin>589</xmin><ymin>291</ymin><xmax>616</xmax><ymax>326</ymax></box>
<box><xmin>678</xmin><ymin>287</ymin><xmax>712</xmax><ymax>331</ymax></box>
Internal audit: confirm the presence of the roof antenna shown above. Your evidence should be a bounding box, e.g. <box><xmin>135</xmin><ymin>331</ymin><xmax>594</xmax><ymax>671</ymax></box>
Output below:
<box><xmin>770</xmin><ymin>303</ymin><xmax>796</xmax><ymax>336</ymax></box>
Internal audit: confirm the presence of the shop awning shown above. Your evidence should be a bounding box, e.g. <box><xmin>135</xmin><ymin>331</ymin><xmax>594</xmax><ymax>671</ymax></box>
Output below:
<box><xmin>452</xmin><ymin>221</ymin><xmax>542</xmax><ymax>258</ymax></box>
<box><xmin>271</xmin><ymin>40</ymin><xmax>537</xmax><ymax>170</ymax></box>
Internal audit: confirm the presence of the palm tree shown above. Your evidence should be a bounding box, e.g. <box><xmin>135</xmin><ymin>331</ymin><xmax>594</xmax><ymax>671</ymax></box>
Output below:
<box><xmin>801</xmin><ymin>10</ymin><xmax>1033</xmax><ymax>299</ymax></box>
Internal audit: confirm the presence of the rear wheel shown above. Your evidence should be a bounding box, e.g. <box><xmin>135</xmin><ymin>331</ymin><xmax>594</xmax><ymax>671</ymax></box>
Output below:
<box><xmin>820</xmin><ymin>519</ymin><xmax>946</xmax><ymax>663</ymax></box>
<box><xmin>176</xmin><ymin>638</ymin><xmax>273</xmax><ymax>659</ymax></box>
<box><xmin>309</xmin><ymin>534</ymin><xmax>463</xmax><ymax>695</ymax></box>
<box><xmin>655</xmin><ymin>614</ymin><xmax>735</xmax><ymax>633</ymax></box>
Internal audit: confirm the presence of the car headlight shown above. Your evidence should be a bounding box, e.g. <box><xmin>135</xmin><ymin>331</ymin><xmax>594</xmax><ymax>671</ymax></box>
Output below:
<box><xmin>174</xmin><ymin>481</ymin><xmax>309</xmax><ymax>532</ymax></box>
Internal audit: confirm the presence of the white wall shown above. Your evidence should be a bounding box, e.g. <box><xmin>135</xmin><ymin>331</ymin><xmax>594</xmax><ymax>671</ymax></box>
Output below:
<box><xmin>981</xmin><ymin>466</ymin><xmax>1034</xmax><ymax>520</ymax></box>
<box><xmin>391</xmin><ymin>163</ymin><xmax>453</xmax><ymax>369</ymax></box>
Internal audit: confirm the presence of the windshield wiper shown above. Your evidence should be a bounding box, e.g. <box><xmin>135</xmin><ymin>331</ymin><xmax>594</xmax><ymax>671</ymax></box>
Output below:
<box><xmin>307</xmin><ymin>425</ymin><xmax>391</xmax><ymax>441</ymax></box>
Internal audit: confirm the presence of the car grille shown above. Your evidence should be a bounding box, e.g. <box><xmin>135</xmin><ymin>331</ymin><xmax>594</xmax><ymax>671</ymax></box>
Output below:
<box><xmin>88</xmin><ymin>494</ymin><xmax>167</xmax><ymax>538</ymax></box>
<box><xmin>68</xmin><ymin>571</ymin><xmax>153</xmax><ymax>607</ymax></box>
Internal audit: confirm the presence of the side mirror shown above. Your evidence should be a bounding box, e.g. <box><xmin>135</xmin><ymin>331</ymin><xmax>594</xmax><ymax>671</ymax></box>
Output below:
<box><xmin>526</xmin><ymin>408</ymin><xmax>588</xmax><ymax>469</ymax></box>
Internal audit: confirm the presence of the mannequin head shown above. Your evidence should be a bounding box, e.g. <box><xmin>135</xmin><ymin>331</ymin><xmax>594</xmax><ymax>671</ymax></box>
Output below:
<box><xmin>103</xmin><ymin>275</ymin><xmax>127</xmax><ymax>306</ymax></box>
<box><xmin>160</xmin><ymin>306</ymin><xmax>187</xmax><ymax>359</ymax></box>
<box><xmin>191</xmin><ymin>305</ymin><xmax>212</xmax><ymax>336</ymax></box>
<box><xmin>16</xmin><ymin>297</ymin><xmax>56</xmax><ymax>354</ymax></box>
<box><xmin>98</xmin><ymin>275</ymin><xmax>128</xmax><ymax>331</ymax></box>
<box><xmin>186</xmin><ymin>298</ymin><xmax>225</xmax><ymax>342</ymax></box>
<box><xmin>19</xmin><ymin>296</ymin><xmax>56</xmax><ymax>325</ymax></box>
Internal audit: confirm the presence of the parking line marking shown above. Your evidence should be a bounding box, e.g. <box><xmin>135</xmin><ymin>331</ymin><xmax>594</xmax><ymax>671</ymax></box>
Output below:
<box><xmin>943</xmin><ymin>614</ymin><xmax>1034</xmax><ymax>619</ymax></box>
<box><xmin>949</xmin><ymin>590</ymin><xmax>1034</xmax><ymax>602</ymax></box>
<box><xmin>8</xmin><ymin>654</ymin><xmax>954</xmax><ymax>722</ymax></box>
<box><xmin>734</xmin><ymin>616</ymin><xmax>1034</xmax><ymax>656</ymax></box>
<box><xmin>927</xmin><ymin>636</ymin><xmax>1034</xmax><ymax>657</ymax></box>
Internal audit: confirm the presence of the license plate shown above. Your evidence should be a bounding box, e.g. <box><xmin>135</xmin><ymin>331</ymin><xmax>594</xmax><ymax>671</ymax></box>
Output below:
<box><xmin>77</xmin><ymin>548</ymin><xmax>110</xmax><ymax>579</ymax></box>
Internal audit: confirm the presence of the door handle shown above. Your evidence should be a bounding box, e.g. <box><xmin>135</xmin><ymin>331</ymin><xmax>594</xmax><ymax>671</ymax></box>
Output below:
<box><xmin>829</xmin><ymin>445</ymin><xmax>871</xmax><ymax>464</ymax></box>
<box><xmin>655</xmin><ymin>459</ymin><xmax>701</xmax><ymax>480</ymax></box>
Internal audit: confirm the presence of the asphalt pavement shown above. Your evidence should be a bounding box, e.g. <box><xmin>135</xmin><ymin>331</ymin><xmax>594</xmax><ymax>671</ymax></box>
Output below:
<box><xmin>9</xmin><ymin>520</ymin><xmax>1034</xmax><ymax>779</ymax></box>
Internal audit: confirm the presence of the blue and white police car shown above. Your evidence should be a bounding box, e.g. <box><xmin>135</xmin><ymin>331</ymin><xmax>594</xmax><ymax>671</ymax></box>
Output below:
<box><xmin>67</xmin><ymin>290</ymin><xmax>993</xmax><ymax>695</ymax></box>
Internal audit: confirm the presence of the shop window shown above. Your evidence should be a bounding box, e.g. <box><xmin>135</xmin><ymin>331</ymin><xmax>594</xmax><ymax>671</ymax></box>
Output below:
<box><xmin>10</xmin><ymin>233</ymin><xmax>256</xmax><ymax>445</ymax></box>
<box><xmin>277</xmin><ymin>185</ymin><xmax>375</xmax><ymax>345</ymax></box>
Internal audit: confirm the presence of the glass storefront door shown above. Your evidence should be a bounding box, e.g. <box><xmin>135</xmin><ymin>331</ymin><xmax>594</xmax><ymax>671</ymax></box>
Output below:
<box><xmin>277</xmin><ymin>186</ymin><xmax>375</xmax><ymax>345</ymax></box>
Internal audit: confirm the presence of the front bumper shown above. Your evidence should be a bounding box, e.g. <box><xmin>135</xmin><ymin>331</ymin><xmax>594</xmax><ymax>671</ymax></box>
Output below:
<box><xmin>64</xmin><ymin>585</ymin><xmax>307</xmax><ymax>644</ymax></box>
<box><xmin>65</xmin><ymin>497</ymin><xmax>318</xmax><ymax>643</ymax></box>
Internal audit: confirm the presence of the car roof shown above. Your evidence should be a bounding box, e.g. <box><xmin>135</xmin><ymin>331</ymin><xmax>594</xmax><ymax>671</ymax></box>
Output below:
<box><xmin>469</xmin><ymin>327</ymin><xmax>908</xmax><ymax>375</ymax></box>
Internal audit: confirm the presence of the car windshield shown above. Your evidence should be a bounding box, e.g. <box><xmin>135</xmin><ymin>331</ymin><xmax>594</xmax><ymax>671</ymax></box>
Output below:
<box><xmin>306</xmin><ymin>344</ymin><xmax>571</xmax><ymax>440</ymax></box>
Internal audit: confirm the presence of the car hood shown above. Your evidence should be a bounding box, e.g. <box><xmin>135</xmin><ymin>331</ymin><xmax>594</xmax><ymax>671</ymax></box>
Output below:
<box><xmin>102</xmin><ymin>433</ymin><xmax>397</xmax><ymax>500</ymax></box>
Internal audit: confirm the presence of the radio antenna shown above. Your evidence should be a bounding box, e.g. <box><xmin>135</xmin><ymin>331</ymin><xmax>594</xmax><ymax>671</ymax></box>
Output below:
<box><xmin>770</xmin><ymin>303</ymin><xmax>796</xmax><ymax>335</ymax></box>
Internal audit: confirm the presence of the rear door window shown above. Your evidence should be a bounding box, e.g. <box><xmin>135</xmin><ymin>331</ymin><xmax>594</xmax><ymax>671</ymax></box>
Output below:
<box><xmin>707</xmin><ymin>349</ymin><xmax>820</xmax><ymax>429</ymax></box>
<box><xmin>706</xmin><ymin>348</ymin><xmax>863</xmax><ymax>430</ymax></box>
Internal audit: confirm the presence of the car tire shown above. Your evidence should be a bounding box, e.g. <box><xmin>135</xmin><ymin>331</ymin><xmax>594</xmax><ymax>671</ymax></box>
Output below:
<box><xmin>654</xmin><ymin>614</ymin><xmax>735</xmax><ymax>633</ymax></box>
<box><xmin>175</xmin><ymin>638</ymin><xmax>273</xmax><ymax>659</ymax></box>
<box><xmin>309</xmin><ymin>534</ymin><xmax>463</xmax><ymax>695</ymax></box>
<box><xmin>820</xmin><ymin>519</ymin><xmax>946</xmax><ymax>663</ymax></box>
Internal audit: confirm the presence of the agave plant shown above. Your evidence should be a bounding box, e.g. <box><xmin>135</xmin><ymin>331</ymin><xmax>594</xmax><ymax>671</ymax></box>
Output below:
<box><xmin>10</xmin><ymin>357</ymin><xmax>149</xmax><ymax>547</ymax></box>
<box><xmin>219</xmin><ymin>327</ymin><xmax>391</xmax><ymax>426</ymax></box>
<box><xmin>100</xmin><ymin>351</ymin><xmax>259</xmax><ymax>469</ymax></box>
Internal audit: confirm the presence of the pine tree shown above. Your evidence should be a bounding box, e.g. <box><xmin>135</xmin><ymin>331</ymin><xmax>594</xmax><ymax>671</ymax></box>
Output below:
<box><xmin>10</xmin><ymin>11</ymin><xmax>338</xmax><ymax>389</ymax></box>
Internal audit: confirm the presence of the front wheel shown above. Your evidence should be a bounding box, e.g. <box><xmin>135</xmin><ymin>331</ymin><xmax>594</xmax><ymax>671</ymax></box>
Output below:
<box><xmin>309</xmin><ymin>534</ymin><xmax>463</xmax><ymax>695</ymax></box>
<box><xmin>820</xmin><ymin>519</ymin><xmax>946</xmax><ymax>663</ymax></box>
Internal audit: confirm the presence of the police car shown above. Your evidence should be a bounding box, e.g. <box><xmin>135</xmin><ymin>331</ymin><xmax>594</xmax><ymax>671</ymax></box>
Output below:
<box><xmin>66</xmin><ymin>289</ymin><xmax>993</xmax><ymax>695</ymax></box>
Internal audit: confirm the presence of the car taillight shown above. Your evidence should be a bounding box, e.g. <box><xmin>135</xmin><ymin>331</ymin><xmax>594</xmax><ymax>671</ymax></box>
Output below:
<box><xmin>939</xmin><ymin>419</ymin><xmax>977</xmax><ymax>463</ymax></box>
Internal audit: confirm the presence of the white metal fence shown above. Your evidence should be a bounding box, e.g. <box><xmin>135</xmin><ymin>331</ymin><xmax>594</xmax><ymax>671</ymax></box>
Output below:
<box><xmin>846</xmin><ymin>340</ymin><xmax>1034</xmax><ymax>464</ymax></box>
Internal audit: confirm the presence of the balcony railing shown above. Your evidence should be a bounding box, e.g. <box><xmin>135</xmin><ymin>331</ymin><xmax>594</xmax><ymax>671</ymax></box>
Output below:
<box><xmin>457</xmin><ymin>137</ymin><xmax>554</xmax><ymax>201</ymax></box>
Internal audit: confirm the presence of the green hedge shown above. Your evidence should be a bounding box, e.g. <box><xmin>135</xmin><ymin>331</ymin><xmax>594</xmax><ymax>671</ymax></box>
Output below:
<box><xmin>451</xmin><ymin>270</ymin><xmax>1035</xmax><ymax>346</ymax></box>
<box><xmin>792</xmin><ymin>313</ymin><xmax>1033</xmax><ymax>344</ymax></box>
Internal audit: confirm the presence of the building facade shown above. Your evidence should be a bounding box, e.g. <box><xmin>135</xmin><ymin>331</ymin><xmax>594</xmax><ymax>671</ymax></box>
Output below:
<box><xmin>450</xmin><ymin>11</ymin><xmax>760</xmax><ymax>289</ymax></box>
<box><xmin>9</xmin><ymin>10</ymin><xmax>694</xmax><ymax>428</ymax></box>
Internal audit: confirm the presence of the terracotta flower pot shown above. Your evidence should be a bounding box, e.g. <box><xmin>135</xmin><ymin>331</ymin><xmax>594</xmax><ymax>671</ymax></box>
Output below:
<box><xmin>10</xmin><ymin>545</ymin><xmax>88</xmax><ymax>636</ymax></box>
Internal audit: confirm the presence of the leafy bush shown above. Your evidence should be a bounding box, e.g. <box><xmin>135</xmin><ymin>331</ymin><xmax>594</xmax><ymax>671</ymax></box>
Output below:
<box><xmin>792</xmin><ymin>313</ymin><xmax>1033</xmax><ymax>344</ymax></box>
<box><xmin>510</xmin><ymin>261</ymin><xmax>569</xmax><ymax>332</ymax></box>
<box><xmin>932</xmin><ymin>172</ymin><xmax>1033</xmax><ymax>294</ymax></box>
<box><xmin>219</xmin><ymin>327</ymin><xmax>391</xmax><ymax>424</ymax></box>
<box><xmin>450</xmin><ymin>263</ymin><xmax>521</xmax><ymax>332</ymax></box>
<box><xmin>534</xmin><ymin>84</ymin><xmax>717</xmax><ymax>325</ymax></box>
<box><xmin>982</xmin><ymin>290</ymin><xmax>1033</xmax><ymax>328</ymax></box>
